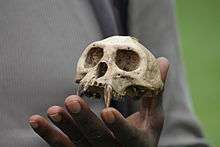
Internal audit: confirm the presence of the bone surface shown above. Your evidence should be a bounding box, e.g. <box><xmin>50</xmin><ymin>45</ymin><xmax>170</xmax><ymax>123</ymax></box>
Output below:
<box><xmin>75</xmin><ymin>36</ymin><xmax>163</xmax><ymax>107</ymax></box>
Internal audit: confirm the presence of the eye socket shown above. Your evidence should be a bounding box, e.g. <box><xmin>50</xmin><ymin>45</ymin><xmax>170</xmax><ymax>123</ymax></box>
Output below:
<box><xmin>85</xmin><ymin>47</ymin><xmax>104</xmax><ymax>68</ymax></box>
<box><xmin>115</xmin><ymin>49</ymin><xmax>140</xmax><ymax>71</ymax></box>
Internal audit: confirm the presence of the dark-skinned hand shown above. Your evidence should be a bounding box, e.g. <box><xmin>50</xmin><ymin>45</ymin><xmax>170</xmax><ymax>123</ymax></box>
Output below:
<box><xmin>28</xmin><ymin>57</ymin><xmax>169</xmax><ymax>147</ymax></box>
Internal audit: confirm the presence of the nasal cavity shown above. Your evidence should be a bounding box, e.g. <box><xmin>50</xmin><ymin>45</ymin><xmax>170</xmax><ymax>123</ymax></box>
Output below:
<box><xmin>96</xmin><ymin>62</ymin><xmax>108</xmax><ymax>78</ymax></box>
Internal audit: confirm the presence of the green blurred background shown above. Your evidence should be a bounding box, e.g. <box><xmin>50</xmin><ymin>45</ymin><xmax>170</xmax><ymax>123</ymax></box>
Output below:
<box><xmin>176</xmin><ymin>0</ymin><xmax>220</xmax><ymax>146</ymax></box>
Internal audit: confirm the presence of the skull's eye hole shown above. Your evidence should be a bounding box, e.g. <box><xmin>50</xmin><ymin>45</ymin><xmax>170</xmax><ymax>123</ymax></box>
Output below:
<box><xmin>85</xmin><ymin>47</ymin><xmax>104</xmax><ymax>68</ymax></box>
<box><xmin>115</xmin><ymin>49</ymin><xmax>140</xmax><ymax>71</ymax></box>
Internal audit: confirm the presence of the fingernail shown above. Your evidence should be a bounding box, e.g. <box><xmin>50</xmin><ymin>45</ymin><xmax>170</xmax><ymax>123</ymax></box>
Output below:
<box><xmin>50</xmin><ymin>114</ymin><xmax>62</xmax><ymax>122</ymax></box>
<box><xmin>102</xmin><ymin>109</ymin><xmax>115</xmax><ymax>124</ymax></box>
<box><xmin>67</xmin><ymin>100</ymin><xmax>81</xmax><ymax>113</ymax></box>
<box><xmin>29</xmin><ymin>121</ymin><xmax>38</xmax><ymax>129</ymax></box>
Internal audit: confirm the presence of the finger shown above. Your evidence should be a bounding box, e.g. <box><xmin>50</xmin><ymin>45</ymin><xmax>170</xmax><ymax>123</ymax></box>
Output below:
<box><xmin>147</xmin><ymin>57</ymin><xmax>169</xmax><ymax>113</ymax></box>
<box><xmin>29</xmin><ymin>115</ymin><xmax>75</xmax><ymax>147</ymax></box>
<box><xmin>140</xmin><ymin>57</ymin><xmax>170</xmax><ymax>113</ymax></box>
<box><xmin>139</xmin><ymin>95</ymin><xmax>164</xmax><ymax>143</ymax></box>
<box><xmin>47</xmin><ymin>106</ymin><xmax>90</xmax><ymax>147</ymax></box>
<box><xmin>65</xmin><ymin>95</ymin><xmax>118</xmax><ymax>147</ymax></box>
<box><xmin>157</xmin><ymin>57</ymin><xmax>170</xmax><ymax>82</ymax></box>
<box><xmin>137</xmin><ymin>57</ymin><xmax>169</xmax><ymax>138</ymax></box>
<box><xmin>101</xmin><ymin>108</ymin><xmax>152</xmax><ymax>147</ymax></box>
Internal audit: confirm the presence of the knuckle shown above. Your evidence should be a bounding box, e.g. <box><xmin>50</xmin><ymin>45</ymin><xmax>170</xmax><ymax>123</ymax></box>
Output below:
<box><xmin>49</xmin><ymin>135</ymin><xmax>64</xmax><ymax>146</ymax></box>
<box><xmin>85</xmin><ymin>128</ymin><xmax>109</xmax><ymax>142</ymax></box>
<box><xmin>87</xmin><ymin>130</ymin><xmax>102</xmax><ymax>139</ymax></box>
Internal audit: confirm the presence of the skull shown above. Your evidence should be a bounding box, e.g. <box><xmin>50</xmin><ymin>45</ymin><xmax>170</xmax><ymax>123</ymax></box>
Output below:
<box><xmin>75</xmin><ymin>36</ymin><xmax>163</xmax><ymax>107</ymax></box>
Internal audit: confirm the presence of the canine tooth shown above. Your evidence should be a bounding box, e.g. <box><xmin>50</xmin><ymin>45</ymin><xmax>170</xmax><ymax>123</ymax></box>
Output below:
<box><xmin>104</xmin><ymin>84</ymin><xmax>112</xmax><ymax>108</ymax></box>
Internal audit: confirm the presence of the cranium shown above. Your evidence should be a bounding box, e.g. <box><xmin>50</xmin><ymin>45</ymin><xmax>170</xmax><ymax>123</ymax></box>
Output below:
<box><xmin>75</xmin><ymin>36</ymin><xmax>163</xmax><ymax>107</ymax></box>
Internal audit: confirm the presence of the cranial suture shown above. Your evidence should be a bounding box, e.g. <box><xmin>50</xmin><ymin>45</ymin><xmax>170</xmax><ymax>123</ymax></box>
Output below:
<box><xmin>75</xmin><ymin>36</ymin><xmax>163</xmax><ymax>107</ymax></box>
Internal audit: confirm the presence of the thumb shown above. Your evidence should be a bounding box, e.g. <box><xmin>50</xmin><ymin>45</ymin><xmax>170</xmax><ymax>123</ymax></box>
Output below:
<box><xmin>140</xmin><ymin>57</ymin><xmax>170</xmax><ymax>113</ymax></box>
<box><xmin>157</xmin><ymin>57</ymin><xmax>170</xmax><ymax>83</ymax></box>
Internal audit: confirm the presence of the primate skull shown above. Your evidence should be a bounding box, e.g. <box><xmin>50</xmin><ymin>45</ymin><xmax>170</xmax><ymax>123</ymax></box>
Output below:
<box><xmin>75</xmin><ymin>36</ymin><xmax>163</xmax><ymax>107</ymax></box>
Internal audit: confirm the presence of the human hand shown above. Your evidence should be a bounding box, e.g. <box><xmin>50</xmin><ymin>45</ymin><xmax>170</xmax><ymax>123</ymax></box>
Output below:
<box><xmin>28</xmin><ymin>57</ymin><xmax>169</xmax><ymax>147</ymax></box>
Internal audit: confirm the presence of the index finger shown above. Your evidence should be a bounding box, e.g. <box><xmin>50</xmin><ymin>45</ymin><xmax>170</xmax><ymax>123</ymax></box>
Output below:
<box><xmin>65</xmin><ymin>95</ymin><xmax>119</xmax><ymax>147</ymax></box>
